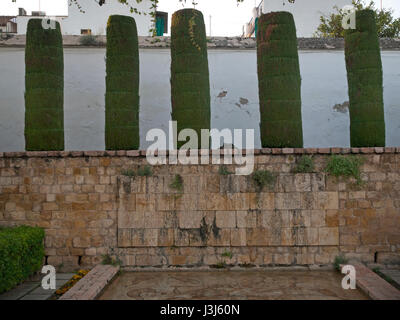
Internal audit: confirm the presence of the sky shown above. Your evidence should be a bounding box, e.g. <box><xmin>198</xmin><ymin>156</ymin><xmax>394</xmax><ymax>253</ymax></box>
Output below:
<box><xmin>0</xmin><ymin>0</ymin><xmax>399</xmax><ymax>36</ymax></box>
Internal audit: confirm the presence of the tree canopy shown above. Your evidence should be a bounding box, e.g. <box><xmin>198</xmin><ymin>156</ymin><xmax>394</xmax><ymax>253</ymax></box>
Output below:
<box><xmin>315</xmin><ymin>0</ymin><xmax>400</xmax><ymax>38</ymax></box>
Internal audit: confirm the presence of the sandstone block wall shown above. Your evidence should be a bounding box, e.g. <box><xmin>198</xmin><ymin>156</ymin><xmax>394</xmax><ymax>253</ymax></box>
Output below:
<box><xmin>0</xmin><ymin>148</ymin><xmax>399</xmax><ymax>270</ymax></box>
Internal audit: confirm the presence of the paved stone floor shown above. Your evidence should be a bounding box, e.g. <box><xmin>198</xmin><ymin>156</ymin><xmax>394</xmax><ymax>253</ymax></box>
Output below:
<box><xmin>99</xmin><ymin>270</ymin><xmax>368</xmax><ymax>300</ymax></box>
<box><xmin>0</xmin><ymin>273</ymin><xmax>74</xmax><ymax>300</ymax></box>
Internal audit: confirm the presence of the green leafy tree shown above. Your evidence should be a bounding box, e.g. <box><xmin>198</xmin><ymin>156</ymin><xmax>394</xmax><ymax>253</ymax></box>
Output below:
<box><xmin>257</xmin><ymin>11</ymin><xmax>303</xmax><ymax>148</ymax></box>
<box><xmin>105</xmin><ymin>15</ymin><xmax>140</xmax><ymax>150</ymax></box>
<box><xmin>170</xmin><ymin>9</ymin><xmax>210</xmax><ymax>148</ymax></box>
<box><xmin>25</xmin><ymin>19</ymin><xmax>64</xmax><ymax>151</ymax></box>
<box><xmin>345</xmin><ymin>10</ymin><xmax>385</xmax><ymax>147</ymax></box>
<box><xmin>315</xmin><ymin>0</ymin><xmax>400</xmax><ymax>38</ymax></box>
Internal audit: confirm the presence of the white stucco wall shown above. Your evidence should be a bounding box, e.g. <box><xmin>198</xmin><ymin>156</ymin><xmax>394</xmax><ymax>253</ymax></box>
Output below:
<box><xmin>0</xmin><ymin>48</ymin><xmax>399</xmax><ymax>152</ymax></box>
<box><xmin>262</xmin><ymin>0</ymin><xmax>352</xmax><ymax>37</ymax></box>
<box><xmin>16</xmin><ymin>0</ymin><xmax>154</xmax><ymax>36</ymax></box>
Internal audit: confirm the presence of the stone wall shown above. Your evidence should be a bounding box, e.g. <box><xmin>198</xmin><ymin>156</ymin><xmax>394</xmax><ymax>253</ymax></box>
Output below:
<box><xmin>1</xmin><ymin>35</ymin><xmax>400</xmax><ymax>50</ymax></box>
<box><xmin>0</xmin><ymin>148</ymin><xmax>399</xmax><ymax>270</ymax></box>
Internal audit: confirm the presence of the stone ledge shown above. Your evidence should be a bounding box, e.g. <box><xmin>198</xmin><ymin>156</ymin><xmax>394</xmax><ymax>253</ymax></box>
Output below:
<box><xmin>1</xmin><ymin>147</ymin><xmax>398</xmax><ymax>158</ymax></box>
<box><xmin>350</xmin><ymin>264</ymin><xmax>400</xmax><ymax>300</ymax></box>
<box><xmin>1</xmin><ymin>36</ymin><xmax>400</xmax><ymax>50</ymax></box>
<box><xmin>59</xmin><ymin>265</ymin><xmax>119</xmax><ymax>300</ymax></box>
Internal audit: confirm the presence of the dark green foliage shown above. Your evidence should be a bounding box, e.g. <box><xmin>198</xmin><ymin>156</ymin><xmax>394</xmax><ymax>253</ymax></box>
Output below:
<box><xmin>251</xmin><ymin>169</ymin><xmax>276</xmax><ymax>192</ymax></box>
<box><xmin>171</xmin><ymin>9</ymin><xmax>210</xmax><ymax>148</ymax></box>
<box><xmin>345</xmin><ymin>10</ymin><xmax>385</xmax><ymax>147</ymax></box>
<box><xmin>170</xmin><ymin>174</ymin><xmax>184</xmax><ymax>192</ymax></box>
<box><xmin>25</xmin><ymin>19</ymin><xmax>64</xmax><ymax>151</ymax></box>
<box><xmin>106</xmin><ymin>15</ymin><xmax>140</xmax><ymax>150</ymax></box>
<box><xmin>0</xmin><ymin>226</ymin><xmax>45</xmax><ymax>293</ymax></box>
<box><xmin>292</xmin><ymin>155</ymin><xmax>314</xmax><ymax>173</ymax></box>
<box><xmin>325</xmin><ymin>155</ymin><xmax>363</xmax><ymax>185</ymax></box>
<box><xmin>257</xmin><ymin>12</ymin><xmax>303</xmax><ymax>148</ymax></box>
<box><xmin>121</xmin><ymin>169</ymin><xmax>135</xmax><ymax>177</ymax></box>
<box><xmin>334</xmin><ymin>254</ymin><xmax>348</xmax><ymax>271</ymax></box>
<box><xmin>79</xmin><ymin>34</ymin><xmax>101</xmax><ymax>46</ymax></box>
<box><xmin>218</xmin><ymin>165</ymin><xmax>233</xmax><ymax>176</ymax></box>
<box><xmin>137</xmin><ymin>165</ymin><xmax>152</xmax><ymax>177</ymax></box>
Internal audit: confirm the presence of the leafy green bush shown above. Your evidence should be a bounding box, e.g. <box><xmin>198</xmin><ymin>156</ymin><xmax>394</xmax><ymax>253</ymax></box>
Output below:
<box><xmin>345</xmin><ymin>9</ymin><xmax>385</xmax><ymax>147</ymax></box>
<box><xmin>25</xmin><ymin>19</ymin><xmax>64</xmax><ymax>151</ymax></box>
<box><xmin>0</xmin><ymin>226</ymin><xmax>45</xmax><ymax>293</ymax></box>
<box><xmin>334</xmin><ymin>254</ymin><xmax>348</xmax><ymax>271</ymax></box>
<box><xmin>170</xmin><ymin>174</ymin><xmax>184</xmax><ymax>192</ymax></box>
<box><xmin>171</xmin><ymin>9</ymin><xmax>211</xmax><ymax>148</ymax></box>
<box><xmin>325</xmin><ymin>155</ymin><xmax>363</xmax><ymax>185</ymax></box>
<box><xmin>257</xmin><ymin>12</ymin><xmax>303</xmax><ymax>148</ymax></box>
<box><xmin>252</xmin><ymin>169</ymin><xmax>276</xmax><ymax>192</ymax></box>
<box><xmin>292</xmin><ymin>155</ymin><xmax>314</xmax><ymax>173</ymax></box>
<box><xmin>137</xmin><ymin>165</ymin><xmax>152</xmax><ymax>177</ymax></box>
<box><xmin>79</xmin><ymin>35</ymin><xmax>100</xmax><ymax>46</ymax></box>
<box><xmin>218</xmin><ymin>165</ymin><xmax>233</xmax><ymax>176</ymax></box>
<box><xmin>105</xmin><ymin>15</ymin><xmax>140</xmax><ymax>150</ymax></box>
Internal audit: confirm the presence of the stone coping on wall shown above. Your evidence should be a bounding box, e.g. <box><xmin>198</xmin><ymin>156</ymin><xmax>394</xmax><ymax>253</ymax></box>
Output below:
<box><xmin>0</xmin><ymin>147</ymin><xmax>398</xmax><ymax>159</ymax></box>
<box><xmin>59</xmin><ymin>265</ymin><xmax>120</xmax><ymax>300</ymax></box>
<box><xmin>1</xmin><ymin>35</ymin><xmax>400</xmax><ymax>50</ymax></box>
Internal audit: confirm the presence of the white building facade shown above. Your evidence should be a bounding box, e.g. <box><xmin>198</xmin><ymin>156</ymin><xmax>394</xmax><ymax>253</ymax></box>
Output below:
<box><xmin>262</xmin><ymin>0</ymin><xmax>352</xmax><ymax>37</ymax></box>
<box><xmin>16</xmin><ymin>0</ymin><xmax>154</xmax><ymax>36</ymax></box>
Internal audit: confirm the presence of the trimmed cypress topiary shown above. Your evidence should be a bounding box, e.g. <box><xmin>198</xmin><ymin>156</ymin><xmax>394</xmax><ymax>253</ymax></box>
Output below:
<box><xmin>106</xmin><ymin>15</ymin><xmax>140</xmax><ymax>150</ymax></box>
<box><xmin>257</xmin><ymin>12</ymin><xmax>303</xmax><ymax>148</ymax></box>
<box><xmin>25</xmin><ymin>19</ymin><xmax>64</xmax><ymax>151</ymax></box>
<box><xmin>171</xmin><ymin>9</ymin><xmax>210</xmax><ymax>149</ymax></box>
<box><xmin>345</xmin><ymin>9</ymin><xmax>385</xmax><ymax>147</ymax></box>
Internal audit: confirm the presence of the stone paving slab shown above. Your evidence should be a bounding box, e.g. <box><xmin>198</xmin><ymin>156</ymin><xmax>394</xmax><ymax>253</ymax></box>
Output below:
<box><xmin>60</xmin><ymin>265</ymin><xmax>119</xmax><ymax>300</ymax></box>
<box><xmin>98</xmin><ymin>270</ymin><xmax>368</xmax><ymax>300</ymax></box>
<box><xmin>353</xmin><ymin>264</ymin><xmax>400</xmax><ymax>300</ymax></box>
<box><xmin>0</xmin><ymin>273</ymin><xmax>75</xmax><ymax>300</ymax></box>
<box><xmin>0</xmin><ymin>282</ymin><xmax>39</xmax><ymax>300</ymax></box>
<box><xmin>57</xmin><ymin>273</ymin><xmax>75</xmax><ymax>281</ymax></box>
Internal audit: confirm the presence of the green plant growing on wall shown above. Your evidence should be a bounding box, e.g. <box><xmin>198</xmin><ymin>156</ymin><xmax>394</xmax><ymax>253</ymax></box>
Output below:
<box><xmin>345</xmin><ymin>10</ymin><xmax>385</xmax><ymax>147</ymax></box>
<box><xmin>171</xmin><ymin>9</ymin><xmax>210</xmax><ymax>148</ymax></box>
<box><xmin>101</xmin><ymin>254</ymin><xmax>122</xmax><ymax>267</ymax></box>
<box><xmin>252</xmin><ymin>169</ymin><xmax>276</xmax><ymax>192</ymax></box>
<box><xmin>79</xmin><ymin>34</ymin><xmax>101</xmax><ymax>46</ymax></box>
<box><xmin>105</xmin><ymin>15</ymin><xmax>140</xmax><ymax>150</ymax></box>
<box><xmin>218</xmin><ymin>165</ymin><xmax>233</xmax><ymax>176</ymax></box>
<box><xmin>325</xmin><ymin>155</ymin><xmax>364</xmax><ymax>185</ymax></box>
<box><xmin>221</xmin><ymin>251</ymin><xmax>233</xmax><ymax>259</ymax></box>
<box><xmin>257</xmin><ymin>12</ymin><xmax>303</xmax><ymax>148</ymax></box>
<box><xmin>25</xmin><ymin>19</ymin><xmax>64</xmax><ymax>151</ymax></box>
<box><xmin>121</xmin><ymin>169</ymin><xmax>136</xmax><ymax>177</ymax></box>
<box><xmin>292</xmin><ymin>155</ymin><xmax>315</xmax><ymax>173</ymax></box>
<box><xmin>137</xmin><ymin>165</ymin><xmax>152</xmax><ymax>177</ymax></box>
<box><xmin>170</xmin><ymin>174</ymin><xmax>184</xmax><ymax>192</ymax></box>
<box><xmin>334</xmin><ymin>254</ymin><xmax>348</xmax><ymax>271</ymax></box>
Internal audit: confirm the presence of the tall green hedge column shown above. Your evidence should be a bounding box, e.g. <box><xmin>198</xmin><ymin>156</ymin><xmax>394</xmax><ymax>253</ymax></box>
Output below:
<box><xmin>171</xmin><ymin>9</ymin><xmax>210</xmax><ymax>148</ymax></box>
<box><xmin>106</xmin><ymin>15</ymin><xmax>140</xmax><ymax>150</ymax></box>
<box><xmin>25</xmin><ymin>19</ymin><xmax>64</xmax><ymax>151</ymax></box>
<box><xmin>257</xmin><ymin>12</ymin><xmax>303</xmax><ymax>148</ymax></box>
<box><xmin>345</xmin><ymin>10</ymin><xmax>385</xmax><ymax>147</ymax></box>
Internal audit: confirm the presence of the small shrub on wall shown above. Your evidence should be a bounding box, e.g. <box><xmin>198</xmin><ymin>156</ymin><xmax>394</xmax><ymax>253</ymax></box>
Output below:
<box><xmin>345</xmin><ymin>9</ymin><xmax>385</xmax><ymax>147</ymax></box>
<box><xmin>257</xmin><ymin>11</ymin><xmax>303</xmax><ymax>148</ymax></box>
<box><xmin>25</xmin><ymin>19</ymin><xmax>64</xmax><ymax>151</ymax></box>
<box><xmin>0</xmin><ymin>226</ymin><xmax>45</xmax><ymax>294</ymax></box>
<box><xmin>171</xmin><ymin>9</ymin><xmax>211</xmax><ymax>148</ymax></box>
<box><xmin>105</xmin><ymin>15</ymin><xmax>140</xmax><ymax>150</ymax></box>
